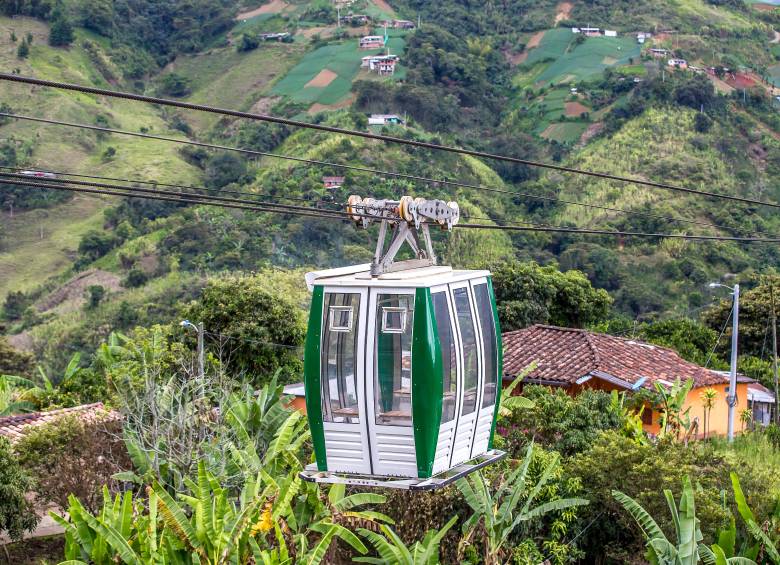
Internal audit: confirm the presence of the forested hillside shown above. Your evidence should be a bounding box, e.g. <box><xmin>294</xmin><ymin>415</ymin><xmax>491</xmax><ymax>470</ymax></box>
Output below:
<box><xmin>2</xmin><ymin>0</ymin><xmax>780</xmax><ymax>374</ymax></box>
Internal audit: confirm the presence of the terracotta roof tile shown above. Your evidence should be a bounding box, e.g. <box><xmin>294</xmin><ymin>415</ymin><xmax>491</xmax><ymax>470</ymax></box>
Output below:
<box><xmin>502</xmin><ymin>324</ymin><xmax>729</xmax><ymax>390</ymax></box>
<box><xmin>0</xmin><ymin>402</ymin><xmax>120</xmax><ymax>444</ymax></box>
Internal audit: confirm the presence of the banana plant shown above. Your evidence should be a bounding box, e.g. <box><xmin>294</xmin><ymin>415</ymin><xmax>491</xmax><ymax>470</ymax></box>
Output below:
<box><xmin>498</xmin><ymin>362</ymin><xmax>537</xmax><ymax>417</ymax></box>
<box><xmin>729</xmin><ymin>472</ymin><xmax>780</xmax><ymax>563</ymax></box>
<box><xmin>456</xmin><ymin>442</ymin><xmax>589</xmax><ymax>564</ymax></box>
<box><xmin>0</xmin><ymin>374</ymin><xmax>36</xmax><ymax>415</ymax></box>
<box><xmin>654</xmin><ymin>378</ymin><xmax>693</xmax><ymax>438</ymax></box>
<box><xmin>355</xmin><ymin>515</ymin><xmax>458</xmax><ymax>565</ymax></box>
<box><xmin>613</xmin><ymin>476</ymin><xmax>758</xmax><ymax>565</ymax></box>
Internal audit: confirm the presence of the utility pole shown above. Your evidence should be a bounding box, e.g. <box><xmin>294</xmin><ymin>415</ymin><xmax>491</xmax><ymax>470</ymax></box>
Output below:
<box><xmin>771</xmin><ymin>281</ymin><xmax>779</xmax><ymax>424</ymax></box>
<box><xmin>180</xmin><ymin>320</ymin><xmax>205</xmax><ymax>379</ymax></box>
<box><xmin>728</xmin><ymin>284</ymin><xmax>740</xmax><ymax>442</ymax></box>
<box><xmin>197</xmin><ymin>321</ymin><xmax>205</xmax><ymax>380</ymax></box>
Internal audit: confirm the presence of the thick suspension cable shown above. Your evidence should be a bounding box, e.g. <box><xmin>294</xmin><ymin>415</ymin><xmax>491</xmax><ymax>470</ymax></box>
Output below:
<box><xmin>0</xmin><ymin>74</ymin><xmax>778</xmax><ymax>210</ymax></box>
<box><xmin>4</xmin><ymin>179</ymin><xmax>780</xmax><ymax>243</ymax></box>
<box><xmin>0</xmin><ymin>112</ymin><xmax>767</xmax><ymax>236</ymax></box>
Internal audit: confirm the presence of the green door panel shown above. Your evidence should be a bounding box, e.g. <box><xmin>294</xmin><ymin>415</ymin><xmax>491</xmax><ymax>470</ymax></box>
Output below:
<box><xmin>304</xmin><ymin>286</ymin><xmax>327</xmax><ymax>471</ymax></box>
<box><xmin>487</xmin><ymin>277</ymin><xmax>503</xmax><ymax>450</ymax></box>
<box><xmin>412</xmin><ymin>287</ymin><xmax>444</xmax><ymax>478</ymax></box>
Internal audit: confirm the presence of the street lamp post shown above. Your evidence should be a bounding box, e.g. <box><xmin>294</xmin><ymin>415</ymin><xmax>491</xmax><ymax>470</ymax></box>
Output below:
<box><xmin>180</xmin><ymin>320</ymin><xmax>205</xmax><ymax>379</ymax></box>
<box><xmin>709</xmin><ymin>282</ymin><xmax>740</xmax><ymax>442</ymax></box>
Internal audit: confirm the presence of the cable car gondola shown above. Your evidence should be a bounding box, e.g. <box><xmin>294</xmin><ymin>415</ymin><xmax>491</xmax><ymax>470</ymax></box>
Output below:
<box><xmin>299</xmin><ymin>196</ymin><xmax>506</xmax><ymax>490</ymax></box>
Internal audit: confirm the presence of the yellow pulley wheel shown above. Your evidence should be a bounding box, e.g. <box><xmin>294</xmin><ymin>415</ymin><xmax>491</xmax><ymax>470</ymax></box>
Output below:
<box><xmin>347</xmin><ymin>195</ymin><xmax>362</xmax><ymax>221</ymax></box>
<box><xmin>399</xmin><ymin>196</ymin><xmax>414</xmax><ymax>222</ymax></box>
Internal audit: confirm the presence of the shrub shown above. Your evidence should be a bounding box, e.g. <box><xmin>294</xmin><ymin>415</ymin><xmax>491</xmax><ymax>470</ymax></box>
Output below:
<box><xmin>86</xmin><ymin>284</ymin><xmax>105</xmax><ymax>309</ymax></box>
<box><xmin>499</xmin><ymin>386</ymin><xmax>625</xmax><ymax>457</ymax></box>
<box><xmin>14</xmin><ymin>414</ymin><xmax>130</xmax><ymax>513</ymax></box>
<box><xmin>0</xmin><ymin>436</ymin><xmax>38</xmax><ymax>542</ymax></box>
<box><xmin>123</xmin><ymin>267</ymin><xmax>149</xmax><ymax>288</ymax></box>
<box><xmin>567</xmin><ymin>432</ymin><xmax>735</xmax><ymax>562</ymax></box>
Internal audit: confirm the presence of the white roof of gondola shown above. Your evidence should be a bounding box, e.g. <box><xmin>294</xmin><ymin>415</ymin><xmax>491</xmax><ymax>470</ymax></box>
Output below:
<box><xmin>305</xmin><ymin>264</ymin><xmax>490</xmax><ymax>290</ymax></box>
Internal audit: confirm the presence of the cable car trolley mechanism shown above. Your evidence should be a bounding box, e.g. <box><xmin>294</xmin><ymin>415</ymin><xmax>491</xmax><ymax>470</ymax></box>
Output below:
<box><xmin>299</xmin><ymin>195</ymin><xmax>506</xmax><ymax>490</ymax></box>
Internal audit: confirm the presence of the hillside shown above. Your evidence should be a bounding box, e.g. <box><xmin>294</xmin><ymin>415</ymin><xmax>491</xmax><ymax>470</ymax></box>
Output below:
<box><xmin>2</xmin><ymin>0</ymin><xmax>780</xmax><ymax>371</ymax></box>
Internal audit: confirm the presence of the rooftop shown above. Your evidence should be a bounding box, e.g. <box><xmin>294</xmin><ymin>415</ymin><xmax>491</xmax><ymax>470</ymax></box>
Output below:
<box><xmin>502</xmin><ymin>324</ymin><xmax>733</xmax><ymax>390</ymax></box>
<box><xmin>0</xmin><ymin>402</ymin><xmax>119</xmax><ymax>444</ymax></box>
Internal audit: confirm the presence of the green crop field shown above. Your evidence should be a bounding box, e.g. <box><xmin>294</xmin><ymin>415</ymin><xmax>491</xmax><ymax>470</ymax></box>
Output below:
<box><xmin>272</xmin><ymin>36</ymin><xmax>405</xmax><ymax>105</ymax></box>
<box><xmin>539</xmin><ymin>121</ymin><xmax>589</xmax><ymax>143</ymax></box>
<box><xmin>534</xmin><ymin>35</ymin><xmax>641</xmax><ymax>85</ymax></box>
<box><xmin>525</xmin><ymin>28</ymin><xmax>573</xmax><ymax>66</ymax></box>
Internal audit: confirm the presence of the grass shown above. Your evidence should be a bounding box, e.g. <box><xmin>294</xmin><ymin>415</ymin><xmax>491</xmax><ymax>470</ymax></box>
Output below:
<box><xmin>0</xmin><ymin>194</ymin><xmax>106</xmax><ymax>298</ymax></box>
<box><xmin>173</xmin><ymin>41</ymin><xmax>303</xmax><ymax>130</ymax></box>
<box><xmin>712</xmin><ymin>432</ymin><xmax>780</xmax><ymax>471</ymax></box>
<box><xmin>272</xmin><ymin>36</ymin><xmax>405</xmax><ymax>105</ymax></box>
<box><xmin>0</xmin><ymin>16</ymin><xmax>203</xmax><ymax>300</ymax></box>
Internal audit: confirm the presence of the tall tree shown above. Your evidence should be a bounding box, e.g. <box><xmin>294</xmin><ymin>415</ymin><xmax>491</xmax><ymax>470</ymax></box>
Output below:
<box><xmin>491</xmin><ymin>260</ymin><xmax>612</xmax><ymax>331</ymax></box>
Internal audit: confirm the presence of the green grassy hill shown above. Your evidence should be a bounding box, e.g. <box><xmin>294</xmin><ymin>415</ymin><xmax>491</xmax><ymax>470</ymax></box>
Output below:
<box><xmin>3</xmin><ymin>0</ymin><xmax>780</xmax><ymax>371</ymax></box>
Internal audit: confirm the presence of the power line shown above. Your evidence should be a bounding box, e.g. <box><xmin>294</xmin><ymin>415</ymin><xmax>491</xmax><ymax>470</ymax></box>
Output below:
<box><xmin>0</xmin><ymin>171</ymin><xmax>353</xmax><ymax>219</ymax></box>
<box><xmin>457</xmin><ymin>221</ymin><xmax>780</xmax><ymax>242</ymax></box>
<box><xmin>4</xmin><ymin>177</ymin><xmax>780</xmax><ymax>243</ymax></box>
<box><xmin>0</xmin><ymin>112</ymin><xmax>767</xmax><ymax>237</ymax></box>
<box><xmin>0</xmin><ymin>165</ymin><xmax>343</xmax><ymax>210</ymax></box>
<box><xmin>1</xmin><ymin>74</ymin><xmax>778</xmax><ymax>211</ymax></box>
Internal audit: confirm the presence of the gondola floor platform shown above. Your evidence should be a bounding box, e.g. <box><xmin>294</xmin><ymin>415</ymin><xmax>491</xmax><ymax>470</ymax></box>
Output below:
<box><xmin>299</xmin><ymin>449</ymin><xmax>507</xmax><ymax>491</ymax></box>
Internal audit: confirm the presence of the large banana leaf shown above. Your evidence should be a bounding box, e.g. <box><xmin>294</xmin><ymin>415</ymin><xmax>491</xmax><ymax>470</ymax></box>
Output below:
<box><xmin>613</xmin><ymin>489</ymin><xmax>667</xmax><ymax>542</ymax></box>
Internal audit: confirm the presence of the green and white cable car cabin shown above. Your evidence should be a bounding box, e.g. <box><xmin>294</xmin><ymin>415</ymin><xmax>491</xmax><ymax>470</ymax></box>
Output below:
<box><xmin>300</xmin><ymin>196</ymin><xmax>506</xmax><ymax>490</ymax></box>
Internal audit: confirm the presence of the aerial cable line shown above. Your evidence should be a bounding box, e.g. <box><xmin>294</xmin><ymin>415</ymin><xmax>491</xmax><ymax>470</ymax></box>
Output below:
<box><xmin>0</xmin><ymin>165</ymin><xmax>342</xmax><ymax>210</ymax></box>
<box><xmin>0</xmin><ymin>177</ymin><xmax>350</xmax><ymax>221</ymax></box>
<box><xmin>4</xmin><ymin>179</ymin><xmax>780</xmax><ymax>243</ymax></box>
<box><xmin>0</xmin><ymin>171</ymin><xmax>352</xmax><ymax>219</ymax></box>
<box><xmin>1</xmin><ymin>73</ymin><xmax>778</xmax><ymax>211</ymax></box>
<box><xmin>0</xmin><ymin>113</ymin><xmax>766</xmax><ymax>236</ymax></box>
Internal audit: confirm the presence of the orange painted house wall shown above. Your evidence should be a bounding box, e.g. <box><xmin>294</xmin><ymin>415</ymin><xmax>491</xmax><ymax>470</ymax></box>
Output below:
<box><xmin>564</xmin><ymin>379</ymin><xmax>749</xmax><ymax>437</ymax></box>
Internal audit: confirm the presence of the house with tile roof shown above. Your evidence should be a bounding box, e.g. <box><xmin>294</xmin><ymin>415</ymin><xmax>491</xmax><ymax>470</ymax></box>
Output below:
<box><xmin>502</xmin><ymin>324</ymin><xmax>752</xmax><ymax>437</ymax></box>
<box><xmin>0</xmin><ymin>402</ymin><xmax>119</xmax><ymax>444</ymax></box>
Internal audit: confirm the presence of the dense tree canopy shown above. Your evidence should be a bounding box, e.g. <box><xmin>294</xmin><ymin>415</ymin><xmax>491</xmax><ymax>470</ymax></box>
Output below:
<box><xmin>491</xmin><ymin>260</ymin><xmax>613</xmax><ymax>331</ymax></box>
<box><xmin>182</xmin><ymin>274</ymin><xmax>306</xmax><ymax>383</ymax></box>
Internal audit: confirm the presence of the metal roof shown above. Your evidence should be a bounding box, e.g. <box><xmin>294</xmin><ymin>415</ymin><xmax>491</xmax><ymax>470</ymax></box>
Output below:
<box><xmin>305</xmin><ymin>264</ymin><xmax>490</xmax><ymax>290</ymax></box>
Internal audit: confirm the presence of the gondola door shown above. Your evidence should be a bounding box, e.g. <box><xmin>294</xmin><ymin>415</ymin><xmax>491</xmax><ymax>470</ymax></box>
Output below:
<box><xmin>365</xmin><ymin>288</ymin><xmax>419</xmax><ymax>477</ymax></box>
<box><xmin>449</xmin><ymin>282</ymin><xmax>483</xmax><ymax>467</ymax></box>
<box><xmin>319</xmin><ymin>288</ymin><xmax>371</xmax><ymax>474</ymax></box>
<box><xmin>469</xmin><ymin>278</ymin><xmax>500</xmax><ymax>458</ymax></box>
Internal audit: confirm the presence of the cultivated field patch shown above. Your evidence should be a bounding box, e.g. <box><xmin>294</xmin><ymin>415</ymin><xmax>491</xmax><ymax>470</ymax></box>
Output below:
<box><xmin>565</xmin><ymin>101</ymin><xmax>589</xmax><ymax>117</ymax></box>
<box><xmin>236</xmin><ymin>0</ymin><xmax>289</xmax><ymax>20</ymax></box>
<box><xmin>306</xmin><ymin>68</ymin><xmax>338</xmax><ymax>88</ymax></box>
<box><xmin>272</xmin><ymin>36</ymin><xmax>405</xmax><ymax>105</ymax></box>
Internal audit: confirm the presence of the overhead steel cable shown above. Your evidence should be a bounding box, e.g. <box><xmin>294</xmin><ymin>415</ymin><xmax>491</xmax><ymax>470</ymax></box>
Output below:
<box><xmin>0</xmin><ymin>112</ymin><xmax>767</xmax><ymax>236</ymax></box>
<box><xmin>0</xmin><ymin>165</ymin><xmax>343</xmax><ymax>210</ymax></box>
<box><xmin>4</xmin><ymin>178</ymin><xmax>780</xmax><ymax>243</ymax></box>
<box><xmin>0</xmin><ymin>177</ymin><xmax>351</xmax><ymax>221</ymax></box>
<box><xmin>456</xmin><ymin>222</ymin><xmax>780</xmax><ymax>242</ymax></box>
<box><xmin>0</xmin><ymin>171</ymin><xmax>353</xmax><ymax>219</ymax></box>
<box><xmin>1</xmin><ymin>73</ymin><xmax>778</xmax><ymax>211</ymax></box>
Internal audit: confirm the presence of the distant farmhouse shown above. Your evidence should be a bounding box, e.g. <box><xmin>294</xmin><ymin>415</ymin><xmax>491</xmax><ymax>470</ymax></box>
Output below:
<box><xmin>361</xmin><ymin>54</ymin><xmax>399</xmax><ymax>76</ymax></box>
<box><xmin>649</xmin><ymin>47</ymin><xmax>670</xmax><ymax>58</ymax></box>
<box><xmin>259</xmin><ymin>32</ymin><xmax>291</xmax><ymax>41</ymax></box>
<box><xmin>383</xmin><ymin>19</ymin><xmax>415</xmax><ymax>29</ymax></box>
<box><xmin>339</xmin><ymin>13</ymin><xmax>371</xmax><ymax>25</ymax></box>
<box><xmin>668</xmin><ymin>58</ymin><xmax>688</xmax><ymax>69</ymax></box>
<box><xmin>368</xmin><ymin>114</ymin><xmax>404</xmax><ymax>126</ymax></box>
<box><xmin>637</xmin><ymin>32</ymin><xmax>651</xmax><ymax>44</ymax></box>
<box><xmin>359</xmin><ymin>35</ymin><xmax>385</xmax><ymax>49</ymax></box>
<box><xmin>572</xmin><ymin>27</ymin><xmax>617</xmax><ymax>37</ymax></box>
<box><xmin>322</xmin><ymin>176</ymin><xmax>345</xmax><ymax>189</ymax></box>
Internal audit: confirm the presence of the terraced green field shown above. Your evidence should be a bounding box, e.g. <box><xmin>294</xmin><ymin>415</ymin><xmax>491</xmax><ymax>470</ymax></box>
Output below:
<box><xmin>535</xmin><ymin>35</ymin><xmax>641</xmax><ymax>84</ymax></box>
<box><xmin>272</xmin><ymin>36</ymin><xmax>405</xmax><ymax>105</ymax></box>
